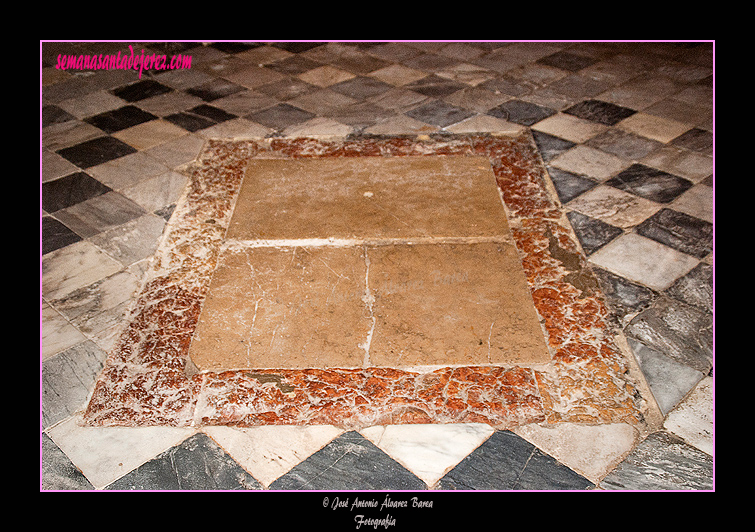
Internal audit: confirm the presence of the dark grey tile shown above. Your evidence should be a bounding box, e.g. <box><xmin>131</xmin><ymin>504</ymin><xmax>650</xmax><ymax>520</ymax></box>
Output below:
<box><xmin>42</xmin><ymin>216</ymin><xmax>82</xmax><ymax>255</ymax></box>
<box><xmin>600</xmin><ymin>432</ymin><xmax>712</xmax><ymax>490</ymax></box>
<box><xmin>537</xmin><ymin>50</ymin><xmax>599</xmax><ymax>72</ymax></box>
<box><xmin>165</xmin><ymin>104</ymin><xmax>237</xmax><ymax>132</ymax></box>
<box><xmin>437</xmin><ymin>431</ymin><xmax>593</xmax><ymax>490</ymax></box>
<box><xmin>54</xmin><ymin>190</ymin><xmax>147</xmax><ymax>238</ymax></box>
<box><xmin>547</xmin><ymin>166</ymin><xmax>598</xmax><ymax>204</ymax></box>
<box><xmin>486</xmin><ymin>99</ymin><xmax>556</xmax><ymax>126</ymax></box>
<box><xmin>111</xmin><ymin>79</ymin><xmax>173</xmax><ymax>102</ymax></box>
<box><xmin>585</xmin><ymin>129</ymin><xmax>663</xmax><ymax>160</ymax></box>
<box><xmin>42</xmin><ymin>172</ymin><xmax>112</xmax><ymax>213</ymax></box>
<box><xmin>106</xmin><ymin>433</ymin><xmax>263</xmax><ymax>490</ymax></box>
<box><xmin>326</xmin><ymin>101</ymin><xmax>393</xmax><ymax>129</ymax></box>
<box><xmin>269</xmin><ymin>431</ymin><xmax>426</xmax><ymax>490</ymax></box>
<box><xmin>42</xmin><ymin>105</ymin><xmax>77</xmax><ymax>128</ymax></box>
<box><xmin>671</xmin><ymin>127</ymin><xmax>713</xmax><ymax>154</ymax></box>
<box><xmin>564</xmin><ymin>99</ymin><xmax>636</xmax><ymax>126</ymax></box>
<box><xmin>266</xmin><ymin>54</ymin><xmax>323</xmax><ymax>75</ymax></box>
<box><xmin>256</xmin><ymin>78</ymin><xmax>319</xmax><ymax>101</ymax></box>
<box><xmin>592</xmin><ymin>267</ymin><xmax>656</xmax><ymax>322</ymax></box>
<box><xmin>625</xmin><ymin>295</ymin><xmax>713</xmax><ymax>374</ymax></box>
<box><xmin>532</xmin><ymin>131</ymin><xmax>576</xmax><ymax>162</ymax></box>
<box><xmin>606</xmin><ymin>163</ymin><xmax>693</xmax><ymax>203</ymax></box>
<box><xmin>404</xmin><ymin>75</ymin><xmax>466</xmax><ymax>98</ymax></box>
<box><xmin>248</xmin><ymin>103</ymin><xmax>316</xmax><ymax>130</ymax></box>
<box><xmin>567</xmin><ymin>211</ymin><xmax>623</xmax><ymax>255</ymax></box>
<box><xmin>271</xmin><ymin>42</ymin><xmax>325</xmax><ymax>54</ymax></box>
<box><xmin>330</xmin><ymin>76</ymin><xmax>394</xmax><ymax>100</ymax></box>
<box><xmin>405</xmin><ymin>100</ymin><xmax>474</xmax><ymax>128</ymax></box>
<box><xmin>56</xmin><ymin>136</ymin><xmax>138</xmax><ymax>169</ymax></box>
<box><xmin>209</xmin><ymin>42</ymin><xmax>263</xmax><ymax>54</ymax></box>
<box><xmin>635</xmin><ymin>208</ymin><xmax>713</xmax><ymax>259</ymax></box>
<box><xmin>629</xmin><ymin>338</ymin><xmax>704</xmax><ymax>416</ymax></box>
<box><xmin>42</xmin><ymin>341</ymin><xmax>107</xmax><ymax>429</ymax></box>
<box><xmin>666</xmin><ymin>263</ymin><xmax>713</xmax><ymax>313</ymax></box>
<box><xmin>42</xmin><ymin>433</ymin><xmax>94</xmax><ymax>491</ymax></box>
<box><xmin>186</xmin><ymin>78</ymin><xmax>246</xmax><ymax>102</ymax></box>
<box><xmin>402</xmin><ymin>53</ymin><xmax>459</xmax><ymax>72</ymax></box>
<box><xmin>83</xmin><ymin>105</ymin><xmax>158</xmax><ymax>134</ymax></box>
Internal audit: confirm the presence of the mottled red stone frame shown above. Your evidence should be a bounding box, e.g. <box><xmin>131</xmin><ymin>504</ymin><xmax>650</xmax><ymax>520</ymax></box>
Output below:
<box><xmin>83</xmin><ymin>133</ymin><xmax>646</xmax><ymax>429</ymax></box>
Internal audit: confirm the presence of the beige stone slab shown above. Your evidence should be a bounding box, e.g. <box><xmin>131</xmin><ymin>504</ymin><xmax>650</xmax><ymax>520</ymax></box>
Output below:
<box><xmin>226</xmin><ymin>156</ymin><xmax>511</xmax><ymax>241</ymax></box>
<box><xmin>367</xmin><ymin>242</ymin><xmax>550</xmax><ymax>367</ymax></box>
<box><xmin>189</xmin><ymin>245</ymin><xmax>372</xmax><ymax>371</ymax></box>
<box><xmin>189</xmin><ymin>241</ymin><xmax>550</xmax><ymax>371</ymax></box>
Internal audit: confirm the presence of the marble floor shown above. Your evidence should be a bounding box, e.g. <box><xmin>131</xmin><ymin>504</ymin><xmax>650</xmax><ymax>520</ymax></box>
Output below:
<box><xmin>41</xmin><ymin>41</ymin><xmax>714</xmax><ymax>492</ymax></box>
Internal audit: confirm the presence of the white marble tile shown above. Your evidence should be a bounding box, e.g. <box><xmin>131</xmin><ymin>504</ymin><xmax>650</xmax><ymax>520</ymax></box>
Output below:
<box><xmin>203</xmin><ymin>425</ymin><xmax>344</xmax><ymax>488</ymax></box>
<box><xmin>588</xmin><ymin>233</ymin><xmax>699</xmax><ymax>291</ymax></box>
<box><xmin>282</xmin><ymin>117</ymin><xmax>352</xmax><ymax>138</ymax></box>
<box><xmin>42</xmin><ymin>240</ymin><xmax>123</xmax><ymax>301</ymax></box>
<box><xmin>359</xmin><ymin>424</ymin><xmax>495</xmax><ymax>486</ymax></box>
<box><xmin>618</xmin><ymin>112</ymin><xmax>692</xmax><ymax>143</ymax></box>
<box><xmin>512</xmin><ymin>422</ymin><xmax>639</xmax><ymax>483</ymax></box>
<box><xmin>46</xmin><ymin>415</ymin><xmax>196</xmax><ymax>489</ymax></box>
<box><xmin>41</xmin><ymin>301</ymin><xmax>87</xmax><ymax>359</ymax></box>
<box><xmin>531</xmin><ymin>113</ymin><xmax>607</xmax><ymax>143</ymax></box>
<box><xmin>664</xmin><ymin>376</ymin><xmax>713</xmax><ymax>455</ymax></box>
<box><xmin>566</xmin><ymin>185</ymin><xmax>662</xmax><ymax>229</ymax></box>
<box><xmin>549</xmin><ymin>145</ymin><xmax>630</xmax><ymax>181</ymax></box>
<box><xmin>669</xmin><ymin>183</ymin><xmax>713</xmax><ymax>223</ymax></box>
<box><xmin>445</xmin><ymin>114</ymin><xmax>525</xmax><ymax>135</ymax></box>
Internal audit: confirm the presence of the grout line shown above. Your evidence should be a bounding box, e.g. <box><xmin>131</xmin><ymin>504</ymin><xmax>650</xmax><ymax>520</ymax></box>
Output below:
<box><xmin>359</xmin><ymin>245</ymin><xmax>376</xmax><ymax>368</ymax></box>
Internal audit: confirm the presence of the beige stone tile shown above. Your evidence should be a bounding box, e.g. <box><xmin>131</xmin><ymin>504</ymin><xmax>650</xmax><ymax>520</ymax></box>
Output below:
<box><xmin>227</xmin><ymin>156</ymin><xmax>511</xmax><ymax>241</ymax></box>
<box><xmin>189</xmin><ymin>245</ymin><xmax>372</xmax><ymax>371</ymax></box>
<box><xmin>618</xmin><ymin>112</ymin><xmax>692</xmax><ymax>143</ymax></box>
<box><xmin>445</xmin><ymin>114</ymin><xmax>525</xmax><ymax>135</ymax></box>
<box><xmin>669</xmin><ymin>183</ymin><xmax>713</xmax><ymax>223</ymax></box>
<box><xmin>369</xmin><ymin>64</ymin><xmax>428</xmax><ymax>86</ymax></box>
<box><xmin>112</xmin><ymin>119</ymin><xmax>188</xmax><ymax>150</ymax></box>
<box><xmin>588</xmin><ymin>233</ymin><xmax>699</xmax><ymax>291</ymax></box>
<box><xmin>367</xmin><ymin>242</ymin><xmax>550</xmax><ymax>367</ymax></box>
<box><xmin>298</xmin><ymin>65</ymin><xmax>355</xmax><ymax>87</ymax></box>
<box><xmin>640</xmin><ymin>145</ymin><xmax>712</xmax><ymax>183</ymax></box>
<box><xmin>531</xmin><ymin>113</ymin><xmax>607</xmax><ymax>143</ymax></box>
<box><xmin>567</xmin><ymin>185</ymin><xmax>662</xmax><ymax>228</ymax></box>
<box><xmin>549</xmin><ymin>145</ymin><xmax>630</xmax><ymax>181</ymax></box>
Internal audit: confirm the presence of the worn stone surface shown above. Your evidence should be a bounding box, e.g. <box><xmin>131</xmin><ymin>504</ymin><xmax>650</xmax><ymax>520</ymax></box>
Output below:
<box><xmin>83</xmin><ymin>134</ymin><xmax>647</xmax><ymax>430</ymax></box>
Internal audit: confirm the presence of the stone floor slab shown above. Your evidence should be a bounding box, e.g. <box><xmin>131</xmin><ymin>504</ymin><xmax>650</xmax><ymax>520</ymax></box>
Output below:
<box><xmin>227</xmin><ymin>155</ymin><xmax>511</xmax><ymax>241</ymax></box>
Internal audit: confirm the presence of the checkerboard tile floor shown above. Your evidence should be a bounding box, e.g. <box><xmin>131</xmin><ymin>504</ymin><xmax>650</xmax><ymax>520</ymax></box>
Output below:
<box><xmin>41</xmin><ymin>41</ymin><xmax>714</xmax><ymax>491</ymax></box>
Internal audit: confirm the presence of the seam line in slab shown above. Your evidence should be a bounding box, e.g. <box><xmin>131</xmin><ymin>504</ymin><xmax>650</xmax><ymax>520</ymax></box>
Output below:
<box><xmin>221</xmin><ymin>235</ymin><xmax>515</xmax><ymax>250</ymax></box>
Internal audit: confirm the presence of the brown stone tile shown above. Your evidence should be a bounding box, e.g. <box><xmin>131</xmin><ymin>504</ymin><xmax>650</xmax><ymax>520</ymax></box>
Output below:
<box><xmin>189</xmin><ymin>245</ymin><xmax>372</xmax><ymax>371</ymax></box>
<box><xmin>367</xmin><ymin>242</ymin><xmax>550</xmax><ymax>367</ymax></box>
<box><xmin>227</xmin><ymin>156</ymin><xmax>511</xmax><ymax>241</ymax></box>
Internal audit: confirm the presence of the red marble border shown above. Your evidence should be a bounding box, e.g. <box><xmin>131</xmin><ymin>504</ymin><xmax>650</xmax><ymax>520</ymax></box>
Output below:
<box><xmin>83</xmin><ymin>133</ymin><xmax>645</xmax><ymax>429</ymax></box>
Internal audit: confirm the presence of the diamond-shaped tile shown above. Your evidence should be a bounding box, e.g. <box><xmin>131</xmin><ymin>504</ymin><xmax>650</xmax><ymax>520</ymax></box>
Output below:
<box><xmin>486</xmin><ymin>99</ymin><xmax>556</xmax><ymax>126</ymax></box>
<box><xmin>566</xmin><ymin>211</ymin><xmax>623</xmax><ymax>255</ymax></box>
<box><xmin>84</xmin><ymin>105</ymin><xmax>158</xmax><ymax>134</ymax></box>
<box><xmin>635</xmin><ymin>208</ymin><xmax>712</xmax><ymax>259</ymax></box>
<box><xmin>203</xmin><ymin>425</ymin><xmax>344</xmax><ymax>487</ymax></box>
<box><xmin>111</xmin><ymin>79</ymin><xmax>173</xmax><ymax>102</ymax></box>
<box><xmin>42</xmin><ymin>171</ymin><xmax>112</xmax><ymax>213</ymax></box>
<box><xmin>247</xmin><ymin>103</ymin><xmax>315</xmax><ymax>130</ymax></box>
<box><xmin>404</xmin><ymin>74</ymin><xmax>466</xmax><ymax>98</ymax></box>
<box><xmin>437</xmin><ymin>430</ymin><xmax>594</xmax><ymax>490</ymax></box>
<box><xmin>588</xmin><ymin>233</ymin><xmax>698</xmax><ymax>291</ymax></box>
<box><xmin>269</xmin><ymin>431</ymin><xmax>426</xmax><ymax>490</ymax></box>
<box><xmin>537</xmin><ymin>50</ymin><xmax>599</xmax><ymax>72</ymax></box>
<box><xmin>606</xmin><ymin>163</ymin><xmax>693</xmax><ymax>203</ymax></box>
<box><xmin>600</xmin><ymin>432</ymin><xmax>712</xmax><ymax>490</ymax></box>
<box><xmin>105</xmin><ymin>433</ymin><xmax>263</xmax><ymax>490</ymax></box>
<box><xmin>360</xmin><ymin>424</ymin><xmax>495</xmax><ymax>486</ymax></box>
<box><xmin>186</xmin><ymin>78</ymin><xmax>246</xmax><ymax>101</ymax></box>
<box><xmin>564</xmin><ymin>99</ymin><xmax>636</xmax><ymax>126</ymax></box>
<box><xmin>56</xmin><ymin>136</ymin><xmax>138</xmax><ymax>168</ymax></box>
<box><xmin>404</xmin><ymin>100</ymin><xmax>474</xmax><ymax>127</ymax></box>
